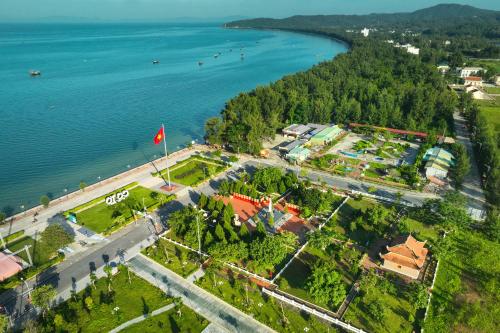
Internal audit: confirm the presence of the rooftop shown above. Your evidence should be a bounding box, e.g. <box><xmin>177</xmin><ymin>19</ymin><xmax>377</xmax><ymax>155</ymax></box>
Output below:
<box><xmin>465</xmin><ymin>76</ymin><xmax>482</xmax><ymax>81</ymax></box>
<box><xmin>381</xmin><ymin>234</ymin><xmax>428</xmax><ymax>270</ymax></box>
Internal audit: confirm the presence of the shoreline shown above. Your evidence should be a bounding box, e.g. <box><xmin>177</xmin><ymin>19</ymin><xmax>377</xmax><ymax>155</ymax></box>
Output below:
<box><xmin>2</xmin><ymin>144</ymin><xmax>209</xmax><ymax>223</ymax></box>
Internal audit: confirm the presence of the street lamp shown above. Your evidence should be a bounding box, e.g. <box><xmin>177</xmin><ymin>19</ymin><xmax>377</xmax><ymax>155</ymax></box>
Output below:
<box><xmin>20</xmin><ymin>277</ymin><xmax>31</xmax><ymax>299</ymax></box>
<box><xmin>20</xmin><ymin>205</ymin><xmax>25</xmax><ymax>216</ymax></box>
<box><xmin>193</xmin><ymin>205</ymin><xmax>207</xmax><ymax>265</ymax></box>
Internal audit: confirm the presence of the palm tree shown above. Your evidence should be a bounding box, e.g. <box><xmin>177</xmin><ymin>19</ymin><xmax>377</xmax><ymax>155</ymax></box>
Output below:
<box><xmin>103</xmin><ymin>265</ymin><xmax>113</xmax><ymax>292</ymax></box>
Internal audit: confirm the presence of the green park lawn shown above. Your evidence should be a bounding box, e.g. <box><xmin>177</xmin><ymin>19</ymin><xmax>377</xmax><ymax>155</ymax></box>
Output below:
<box><xmin>485</xmin><ymin>86</ymin><xmax>500</xmax><ymax>94</ymax></box>
<box><xmin>476</xmin><ymin>99</ymin><xmax>500</xmax><ymax>134</ymax></box>
<box><xmin>155</xmin><ymin>156</ymin><xmax>226</xmax><ymax>186</ymax></box>
<box><xmin>344</xmin><ymin>283</ymin><xmax>417</xmax><ymax>333</ymax></box>
<box><xmin>276</xmin><ymin>244</ymin><xmax>360</xmax><ymax>312</ymax></box>
<box><xmin>7</xmin><ymin>235</ymin><xmax>53</xmax><ymax>266</ymax></box>
<box><xmin>423</xmin><ymin>230</ymin><xmax>500</xmax><ymax>332</ymax></box>
<box><xmin>122</xmin><ymin>304</ymin><xmax>209</xmax><ymax>333</ymax></box>
<box><xmin>37</xmin><ymin>268</ymin><xmax>173</xmax><ymax>332</ymax></box>
<box><xmin>71</xmin><ymin>186</ymin><xmax>171</xmax><ymax>234</ymax></box>
<box><xmin>143</xmin><ymin>238</ymin><xmax>199</xmax><ymax>278</ymax></box>
<box><xmin>195</xmin><ymin>268</ymin><xmax>338</xmax><ymax>333</ymax></box>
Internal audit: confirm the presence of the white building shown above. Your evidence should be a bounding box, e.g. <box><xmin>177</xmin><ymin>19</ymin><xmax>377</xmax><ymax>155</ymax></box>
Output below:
<box><xmin>437</xmin><ymin>65</ymin><xmax>450</xmax><ymax>74</ymax></box>
<box><xmin>395</xmin><ymin>43</ymin><xmax>420</xmax><ymax>55</ymax></box>
<box><xmin>495</xmin><ymin>75</ymin><xmax>500</xmax><ymax>86</ymax></box>
<box><xmin>464</xmin><ymin>76</ymin><xmax>483</xmax><ymax>87</ymax></box>
<box><xmin>459</xmin><ymin>67</ymin><xmax>484</xmax><ymax>78</ymax></box>
<box><xmin>361</xmin><ymin>28</ymin><xmax>370</xmax><ymax>37</ymax></box>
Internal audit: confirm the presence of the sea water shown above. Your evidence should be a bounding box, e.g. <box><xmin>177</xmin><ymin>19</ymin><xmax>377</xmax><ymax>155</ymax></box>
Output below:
<box><xmin>0</xmin><ymin>23</ymin><xmax>347</xmax><ymax>212</ymax></box>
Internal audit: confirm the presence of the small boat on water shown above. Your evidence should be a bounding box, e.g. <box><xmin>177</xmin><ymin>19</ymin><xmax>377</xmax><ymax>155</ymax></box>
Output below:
<box><xmin>198</xmin><ymin>61</ymin><xmax>204</xmax><ymax>66</ymax></box>
<box><xmin>30</xmin><ymin>70</ymin><xmax>41</xmax><ymax>77</ymax></box>
<box><xmin>214</xmin><ymin>54</ymin><xmax>219</xmax><ymax>59</ymax></box>
<box><xmin>152</xmin><ymin>60</ymin><xmax>160</xmax><ymax>64</ymax></box>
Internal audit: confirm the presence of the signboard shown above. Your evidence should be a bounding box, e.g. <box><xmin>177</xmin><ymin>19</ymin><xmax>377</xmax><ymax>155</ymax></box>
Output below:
<box><xmin>105</xmin><ymin>190</ymin><xmax>130</xmax><ymax>206</ymax></box>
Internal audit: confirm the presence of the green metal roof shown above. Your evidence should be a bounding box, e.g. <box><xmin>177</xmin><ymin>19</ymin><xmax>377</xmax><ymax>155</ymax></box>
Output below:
<box><xmin>311</xmin><ymin>125</ymin><xmax>342</xmax><ymax>141</ymax></box>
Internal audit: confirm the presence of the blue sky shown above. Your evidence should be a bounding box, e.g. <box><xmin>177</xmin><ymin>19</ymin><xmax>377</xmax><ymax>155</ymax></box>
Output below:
<box><xmin>1</xmin><ymin>0</ymin><xmax>498</xmax><ymax>21</ymax></box>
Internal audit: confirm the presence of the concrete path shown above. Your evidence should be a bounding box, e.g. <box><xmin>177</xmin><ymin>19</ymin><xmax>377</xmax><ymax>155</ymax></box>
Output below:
<box><xmin>128</xmin><ymin>254</ymin><xmax>275</xmax><ymax>333</ymax></box>
<box><xmin>452</xmin><ymin>112</ymin><xmax>486</xmax><ymax>218</ymax></box>
<box><xmin>109</xmin><ymin>303</ymin><xmax>175</xmax><ymax>333</ymax></box>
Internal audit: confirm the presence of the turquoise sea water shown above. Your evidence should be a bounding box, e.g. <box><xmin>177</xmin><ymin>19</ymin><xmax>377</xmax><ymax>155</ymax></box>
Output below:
<box><xmin>0</xmin><ymin>23</ymin><xmax>346</xmax><ymax>213</ymax></box>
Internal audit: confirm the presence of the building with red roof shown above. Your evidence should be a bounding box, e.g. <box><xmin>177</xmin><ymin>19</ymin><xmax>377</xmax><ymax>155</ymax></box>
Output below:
<box><xmin>0</xmin><ymin>252</ymin><xmax>23</xmax><ymax>281</ymax></box>
<box><xmin>379</xmin><ymin>234</ymin><xmax>428</xmax><ymax>279</ymax></box>
<box><xmin>464</xmin><ymin>76</ymin><xmax>483</xmax><ymax>87</ymax></box>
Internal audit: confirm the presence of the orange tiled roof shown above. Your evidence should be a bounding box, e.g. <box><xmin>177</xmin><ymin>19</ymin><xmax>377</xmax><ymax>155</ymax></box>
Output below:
<box><xmin>381</xmin><ymin>234</ymin><xmax>428</xmax><ymax>269</ymax></box>
<box><xmin>465</xmin><ymin>76</ymin><xmax>482</xmax><ymax>81</ymax></box>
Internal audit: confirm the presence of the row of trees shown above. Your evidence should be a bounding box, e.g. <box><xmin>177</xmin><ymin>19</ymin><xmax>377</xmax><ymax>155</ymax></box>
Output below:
<box><xmin>205</xmin><ymin>41</ymin><xmax>456</xmax><ymax>154</ymax></box>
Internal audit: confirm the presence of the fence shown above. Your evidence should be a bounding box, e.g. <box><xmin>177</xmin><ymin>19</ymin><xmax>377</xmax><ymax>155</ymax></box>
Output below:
<box><xmin>262</xmin><ymin>288</ymin><xmax>366</xmax><ymax>333</ymax></box>
<box><xmin>271</xmin><ymin>196</ymin><xmax>349</xmax><ymax>283</ymax></box>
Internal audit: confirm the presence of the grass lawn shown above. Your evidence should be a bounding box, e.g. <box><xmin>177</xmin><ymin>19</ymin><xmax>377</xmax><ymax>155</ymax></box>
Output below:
<box><xmin>476</xmin><ymin>98</ymin><xmax>500</xmax><ymax>134</ymax></box>
<box><xmin>485</xmin><ymin>86</ymin><xmax>500</xmax><ymax>94</ymax></box>
<box><xmin>344</xmin><ymin>283</ymin><xmax>417</xmax><ymax>333</ymax></box>
<box><xmin>404</xmin><ymin>217</ymin><xmax>440</xmax><ymax>244</ymax></box>
<box><xmin>424</xmin><ymin>230</ymin><xmax>500</xmax><ymax>332</ymax></box>
<box><xmin>38</xmin><ymin>268</ymin><xmax>172</xmax><ymax>332</ymax></box>
<box><xmin>276</xmin><ymin>244</ymin><xmax>360</xmax><ymax>312</ymax></box>
<box><xmin>122</xmin><ymin>304</ymin><xmax>209</xmax><ymax>333</ymax></box>
<box><xmin>7</xmin><ymin>235</ymin><xmax>52</xmax><ymax>266</ymax></box>
<box><xmin>196</xmin><ymin>269</ymin><xmax>339</xmax><ymax>333</ymax></box>
<box><xmin>332</xmin><ymin>198</ymin><xmax>379</xmax><ymax>245</ymax></box>
<box><xmin>143</xmin><ymin>239</ymin><xmax>199</xmax><ymax>278</ymax></box>
<box><xmin>156</xmin><ymin>157</ymin><xmax>226</xmax><ymax>186</ymax></box>
<box><xmin>72</xmin><ymin>186</ymin><xmax>171</xmax><ymax>234</ymax></box>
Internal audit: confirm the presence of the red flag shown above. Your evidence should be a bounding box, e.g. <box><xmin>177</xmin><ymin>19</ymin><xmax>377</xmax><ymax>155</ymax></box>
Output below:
<box><xmin>153</xmin><ymin>127</ymin><xmax>164</xmax><ymax>145</ymax></box>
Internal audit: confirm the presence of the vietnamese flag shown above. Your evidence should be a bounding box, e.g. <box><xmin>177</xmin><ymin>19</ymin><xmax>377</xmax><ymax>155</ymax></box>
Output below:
<box><xmin>153</xmin><ymin>127</ymin><xmax>164</xmax><ymax>144</ymax></box>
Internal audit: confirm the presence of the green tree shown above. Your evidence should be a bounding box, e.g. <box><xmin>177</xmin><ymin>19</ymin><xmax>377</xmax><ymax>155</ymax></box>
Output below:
<box><xmin>79</xmin><ymin>181</ymin><xmax>87</xmax><ymax>191</ymax></box>
<box><xmin>307</xmin><ymin>229</ymin><xmax>332</xmax><ymax>250</ymax></box>
<box><xmin>249</xmin><ymin>236</ymin><xmax>289</xmax><ymax>268</ymax></box>
<box><xmin>53</xmin><ymin>314</ymin><xmax>64</xmax><ymax>328</ymax></box>
<box><xmin>198</xmin><ymin>193</ymin><xmax>208</xmax><ymax>209</ymax></box>
<box><xmin>40</xmin><ymin>224</ymin><xmax>74</xmax><ymax>253</ymax></box>
<box><xmin>305</xmin><ymin>263</ymin><xmax>346</xmax><ymax>308</ymax></box>
<box><xmin>0</xmin><ymin>314</ymin><xmax>8</xmax><ymax>333</ymax></box>
<box><xmin>450</xmin><ymin>143</ymin><xmax>470</xmax><ymax>188</ymax></box>
<box><xmin>31</xmin><ymin>284</ymin><xmax>57</xmax><ymax>318</ymax></box>
<box><xmin>0</xmin><ymin>212</ymin><xmax>6</xmax><ymax>225</ymax></box>
<box><xmin>255</xmin><ymin>218</ymin><xmax>266</xmax><ymax>238</ymax></box>
<box><xmin>367</xmin><ymin>299</ymin><xmax>386</xmax><ymax>321</ymax></box>
<box><xmin>84</xmin><ymin>296</ymin><xmax>94</xmax><ymax>310</ymax></box>
<box><xmin>40</xmin><ymin>195</ymin><xmax>50</xmax><ymax>208</ymax></box>
<box><xmin>214</xmin><ymin>223</ymin><xmax>227</xmax><ymax>243</ymax></box>
<box><xmin>239</xmin><ymin>223</ymin><xmax>250</xmax><ymax>240</ymax></box>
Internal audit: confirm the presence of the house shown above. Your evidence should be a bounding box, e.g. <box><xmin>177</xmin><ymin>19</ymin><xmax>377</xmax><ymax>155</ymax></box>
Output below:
<box><xmin>464</xmin><ymin>76</ymin><xmax>483</xmax><ymax>87</ymax></box>
<box><xmin>361</xmin><ymin>28</ymin><xmax>370</xmax><ymax>37</ymax></box>
<box><xmin>436</xmin><ymin>64</ymin><xmax>450</xmax><ymax>74</ymax></box>
<box><xmin>278</xmin><ymin>140</ymin><xmax>307</xmax><ymax>154</ymax></box>
<box><xmin>308</xmin><ymin>125</ymin><xmax>343</xmax><ymax>146</ymax></box>
<box><xmin>286</xmin><ymin>146</ymin><xmax>311</xmax><ymax>163</ymax></box>
<box><xmin>282</xmin><ymin>124</ymin><xmax>312</xmax><ymax>138</ymax></box>
<box><xmin>459</xmin><ymin>67</ymin><xmax>484</xmax><ymax>78</ymax></box>
<box><xmin>465</xmin><ymin>86</ymin><xmax>489</xmax><ymax>100</ymax></box>
<box><xmin>423</xmin><ymin>147</ymin><xmax>455</xmax><ymax>180</ymax></box>
<box><xmin>380</xmin><ymin>234</ymin><xmax>428</xmax><ymax>279</ymax></box>
<box><xmin>395</xmin><ymin>43</ymin><xmax>419</xmax><ymax>55</ymax></box>
<box><xmin>495</xmin><ymin>75</ymin><xmax>500</xmax><ymax>86</ymax></box>
<box><xmin>0</xmin><ymin>252</ymin><xmax>23</xmax><ymax>281</ymax></box>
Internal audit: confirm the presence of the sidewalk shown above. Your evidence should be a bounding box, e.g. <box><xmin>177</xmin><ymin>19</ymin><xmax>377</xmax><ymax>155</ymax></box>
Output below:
<box><xmin>129</xmin><ymin>254</ymin><xmax>275</xmax><ymax>333</ymax></box>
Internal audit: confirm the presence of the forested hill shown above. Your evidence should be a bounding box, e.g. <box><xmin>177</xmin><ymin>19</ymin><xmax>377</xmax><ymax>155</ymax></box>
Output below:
<box><xmin>226</xmin><ymin>4</ymin><xmax>499</xmax><ymax>32</ymax></box>
<box><xmin>205</xmin><ymin>41</ymin><xmax>456</xmax><ymax>154</ymax></box>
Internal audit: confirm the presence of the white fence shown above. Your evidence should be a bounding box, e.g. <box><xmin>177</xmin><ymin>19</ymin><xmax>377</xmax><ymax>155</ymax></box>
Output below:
<box><xmin>271</xmin><ymin>196</ymin><xmax>350</xmax><ymax>283</ymax></box>
<box><xmin>262</xmin><ymin>288</ymin><xmax>366</xmax><ymax>333</ymax></box>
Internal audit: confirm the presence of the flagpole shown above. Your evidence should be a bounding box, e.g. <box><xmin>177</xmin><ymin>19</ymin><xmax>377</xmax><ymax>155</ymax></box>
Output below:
<box><xmin>162</xmin><ymin>123</ymin><xmax>171</xmax><ymax>189</ymax></box>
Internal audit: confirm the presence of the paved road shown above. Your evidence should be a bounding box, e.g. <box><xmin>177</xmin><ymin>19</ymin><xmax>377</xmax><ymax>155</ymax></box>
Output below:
<box><xmin>453</xmin><ymin>112</ymin><xmax>486</xmax><ymax>216</ymax></box>
<box><xmin>240</xmin><ymin>157</ymin><xmax>437</xmax><ymax>207</ymax></box>
<box><xmin>129</xmin><ymin>254</ymin><xmax>274</xmax><ymax>333</ymax></box>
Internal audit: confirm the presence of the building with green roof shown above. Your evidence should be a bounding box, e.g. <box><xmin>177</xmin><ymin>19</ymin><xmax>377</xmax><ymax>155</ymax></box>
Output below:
<box><xmin>308</xmin><ymin>125</ymin><xmax>343</xmax><ymax>146</ymax></box>
<box><xmin>423</xmin><ymin>147</ymin><xmax>455</xmax><ymax>179</ymax></box>
<box><xmin>286</xmin><ymin>146</ymin><xmax>311</xmax><ymax>164</ymax></box>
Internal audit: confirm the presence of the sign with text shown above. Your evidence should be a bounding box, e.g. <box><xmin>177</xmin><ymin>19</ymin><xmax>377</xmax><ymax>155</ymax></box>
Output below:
<box><xmin>105</xmin><ymin>190</ymin><xmax>130</xmax><ymax>206</ymax></box>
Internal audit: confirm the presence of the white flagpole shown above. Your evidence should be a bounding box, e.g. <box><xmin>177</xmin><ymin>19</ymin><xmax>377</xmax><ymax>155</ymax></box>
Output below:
<box><xmin>162</xmin><ymin>123</ymin><xmax>171</xmax><ymax>188</ymax></box>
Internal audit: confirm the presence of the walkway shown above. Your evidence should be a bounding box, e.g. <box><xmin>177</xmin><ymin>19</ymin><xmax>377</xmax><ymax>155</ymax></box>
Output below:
<box><xmin>128</xmin><ymin>254</ymin><xmax>275</xmax><ymax>333</ymax></box>
<box><xmin>109</xmin><ymin>303</ymin><xmax>175</xmax><ymax>333</ymax></box>
<box><xmin>453</xmin><ymin>111</ymin><xmax>486</xmax><ymax>218</ymax></box>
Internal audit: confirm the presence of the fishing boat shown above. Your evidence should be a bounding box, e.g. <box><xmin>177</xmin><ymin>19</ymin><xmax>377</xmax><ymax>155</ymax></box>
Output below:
<box><xmin>198</xmin><ymin>61</ymin><xmax>204</xmax><ymax>66</ymax></box>
<box><xmin>152</xmin><ymin>60</ymin><xmax>160</xmax><ymax>64</ymax></box>
<box><xmin>29</xmin><ymin>70</ymin><xmax>41</xmax><ymax>76</ymax></box>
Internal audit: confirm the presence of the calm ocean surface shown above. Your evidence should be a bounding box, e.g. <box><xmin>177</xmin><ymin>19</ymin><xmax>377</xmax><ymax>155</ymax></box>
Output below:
<box><xmin>0</xmin><ymin>23</ymin><xmax>346</xmax><ymax>213</ymax></box>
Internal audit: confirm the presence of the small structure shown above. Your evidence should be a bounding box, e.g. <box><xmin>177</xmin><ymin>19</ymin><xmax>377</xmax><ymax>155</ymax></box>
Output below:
<box><xmin>464</xmin><ymin>76</ymin><xmax>483</xmax><ymax>87</ymax></box>
<box><xmin>361</xmin><ymin>28</ymin><xmax>370</xmax><ymax>37</ymax></box>
<box><xmin>459</xmin><ymin>67</ymin><xmax>484</xmax><ymax>78</ymax></box>
<box><xmin>308</xmin><ymin>125</ymin><xmax>343</xmax><ymax>146</ymax></box>
<box><xmin>436</xmin><ymin>64</ymin><xmax>450</xmax><ymax>74</ymax></box>
<box><xmin>395</xmin><ymin>43</ymin><xmax>419</xmax><ymax>55</ymax></box>
<box><xmin>282</xmin><ymin>124</ymin><xmax>311</xmax><ymax>138</ymax></box>
<box><xmin>380</xmin><ymin>234</ymin><xmax>428</xmax><ymax>279</ymax></box>
<box><xmin>423</xmin><ymin>147</ymin><xmax>455</xmax><ymax>180</ymax></box>
<box><xmin>0</xmin><ymin>252</ymin><xmax>23</xmax><ymax>281</ymax></box>
<box><xmin>286</xmin><ymin>146</ymin><xmax>311</xmax><ymax>163</ymax></box>
<box><xmin>278</xmin><ymin>140</ymin><xmax>307</xmax><ymax>154</ymax></box>
<box><xmin>465</xmin><ymin>86</ymin><xmax>489</xmax><ymax>100</ymax></box>
<box><xmin>494</xmin><ymin>75</ymin><xmax>500</xmax><ymax>86</ymax></box>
